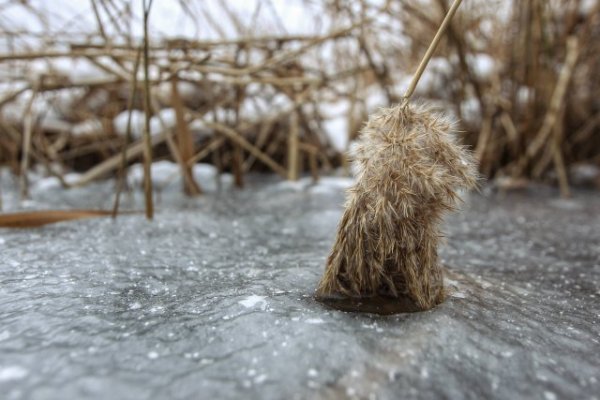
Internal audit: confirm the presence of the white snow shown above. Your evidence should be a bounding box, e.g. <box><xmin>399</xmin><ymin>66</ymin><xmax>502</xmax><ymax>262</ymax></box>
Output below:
<box><xmin>155</xmin><ymin>81</ymin><xmax>198</xmax><ymax>107</ymax></box>
<box><xmin>254</xmin><ymin>374</ymin><xmax>268</xmax><ymax>384</ymax></box>
<box><xmin>113</xmin><ymin>108</ymin><xmax>177</xmax><ymax>138</ymax></box>
<box><xmin>39</xmin><ymin>114</ymin><xmax>72</xmax><ymax>134</ymax></box>
<box><xmin>467</xmin><ymin>53</ymin><xmax>496</xmax><ymax>81</ymax></box>
<box><xmin>0</xmin><ymin>366</ymin><xmax>28</xmax><ymax>382</ymax></box>
<box><xmin>544</xmin><ymin>391</ymin><xmax>558</xmax><ymax>400</ymax></box>
<box><xmin>188</xmin><ymin>120</ymin><xmax>214</xmax><ymax>140</ymax></box>
<box><xmin>364</xmin><ymin>86</ymin><xmax>388</xmax><ymax>111</ymax></box>
<box><xmin>0</xmin><ymin>330</ymin><xmax>10</xmax><ymax>341</ymax></box>
<box><xmin>150</xmin><ymin>108</ymin><xmax>177</xmax><ymax>135</ymax></box>
<box><xmin>31</xmin><ymin>172</ymin><xmax>82</xmax><ymax>192</ymax></box>
<box><xmin>579</xmin><ymin>0</ymin><xmax>598</xmax><ymax>15</ymax></box>
<box><xmin>460</xmin><ymin>97</ymin><xmax>482</xmax><ymax>126</ymax></box>
<box><xmin>451</xmin><ymin>291</ymin><xmax>467</xmax><ymax>299</ymax></box>
<box><xmin>113</xmin><ymin>110</ymin><xmax>145</xmax><ymax>138</ymax></box>
<box><xmin>72</xmin><ymin>119</ymin><xmax>103</xmax><ymax>137</ymax></box>
<box><xmin>192</xmin><ymin>163</ymin><xmax>218</xmax><ymax>182</ymax></box>
<box><xmin>321</xmin><ymin>100</ymin><xmax>351</xmax><ymax>151</ymax></box>
<box><xmin>239</xmin><ymin>295</ymin><xmax>268</xmax><ymax>310</ymax></box>
<box><xmin>305</xmin><ymin>318</ymin><xmax>325</xmax><ymax>324</ymax></box>
<box><xmin>309</xmin><ymin>176</ymin><xmax>354</xmax><ymax>191</ymax></box>
<box><xmin>127</xmin><ymin>161</ymin><xmax>180</xmax><ymax>188</ymax></box>
<box><xmin>517</xmin><ymin>86</ymin><xmax>534</xmax><ymax>106</ymax></box>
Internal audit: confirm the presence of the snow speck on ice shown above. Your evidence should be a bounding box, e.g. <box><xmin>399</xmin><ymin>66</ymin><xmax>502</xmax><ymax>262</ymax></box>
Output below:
<box><xmin>239</xmin><ymin>295</ymin><xmax>268</xmax><ymax>310</ymax></box>
<box><xmin>0</xmin><ymin>366</ymin><xmax>29</xmax><ymax>382</ymax></box>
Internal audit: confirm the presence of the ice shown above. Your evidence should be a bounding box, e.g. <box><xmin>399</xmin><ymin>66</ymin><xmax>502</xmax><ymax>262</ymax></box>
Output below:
<box><xmin>0</xmin><ymin>177</ymin><xmax>598</xmax><ymax>399</ymax></box>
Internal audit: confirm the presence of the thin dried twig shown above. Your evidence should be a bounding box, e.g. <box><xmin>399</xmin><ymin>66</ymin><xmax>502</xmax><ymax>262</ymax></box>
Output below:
<box><xmin>142</xmin><ymin>0</ymin><xmax>154</xmax><ymax>220</ymax></box>
<box><xmin>112</xmin><ymin>45</ymin><xmax>143</xmax><ymax>218</ymax></box>
<box><xmin>19</xmin><ymin>87</ymin><xmax>38</xmax><ymax>199</ymax></box>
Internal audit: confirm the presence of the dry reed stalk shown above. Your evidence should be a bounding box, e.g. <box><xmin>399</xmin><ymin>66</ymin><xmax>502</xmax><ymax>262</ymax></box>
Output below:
<box><xmin>203</xmin><ymin>121</ymin><xmax>288</xmax><ymax>178</ymax></box>
<box><xmin>316</xmin><ymin>0</ymin><xmax>476</xmax><ymax>314</ymax></box>
<box><xmin>72</xmin><ymin>132</ymin><xmax>168</xmax><ymax>188</ymax></box>
<box><xmin>19</xmin><ymin>87</ymin><xmax>38</xmax><ymax>199</ymax></box>
<box><xmin>0</xmin><ymin>209</ymin><xmax>140</xmax><ymax>228</ymax></box>
<box><xmin>231</xmin><ymin>77</ymin><xmax>245</xmax><ymax>188</ymax></box>
<box><xmin>308</xmin><ymin>150</ymin><xmax>319</xmax><ymax>183</ymax></box>
<box><xmin>184</xmin><ymin>138</ymin><xmax>226</xmax><ymax>168</ymax></box>
<box><xmin>242</xmin><ymin>119</ymin><xmax>276</xmax><ymax>172</ymax></box>
<box><xmin>551</xmin><ymin>107</ymin><xmax>570</xmax><ymax>197</ymax></box>
<box><xmin>170</xmin><ymin>74</ymin><xmax>202</xmax><ymax>195</ymax></box>
<box><xmin>113</xmin><ymin>46</ymin><xmax>142</xmax><ymax>218</ymax></box>
<box><xmin>141</xmin><ymin>0</ymin><xmax>154</xmax><ymax>220</ymax></box>
<box><xmin>0</xmin><ymin>3</ymin><xmax>357</xmax><ymax>183</ymax></box>
<box><xmin>0</xmin><ymin>86</ymin><xmax>29</xmax><ymax>108</ymax></box>
<box><xmin>287</xmin><ymin>107</ymin><xmax>300</xmax><ymax>181</ymax></box>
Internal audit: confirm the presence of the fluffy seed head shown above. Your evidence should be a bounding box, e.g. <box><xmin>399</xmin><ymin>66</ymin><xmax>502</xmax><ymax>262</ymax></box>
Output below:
<box><xmin>317</xmin><ymin>103</ymin><xmax>478</xmax><ymax>311</ymax></box>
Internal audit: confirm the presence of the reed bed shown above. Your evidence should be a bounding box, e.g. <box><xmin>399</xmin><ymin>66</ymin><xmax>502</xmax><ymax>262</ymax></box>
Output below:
<box><xmin>0</xmin><ymin>0</ymin><xmax>598</xmax><ymax>208</ymax></box>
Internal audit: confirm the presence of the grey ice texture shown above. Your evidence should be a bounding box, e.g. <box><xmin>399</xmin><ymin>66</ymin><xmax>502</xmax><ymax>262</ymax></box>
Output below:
<box><xmin>0</xmin><ymin>174</ymin><xmax>599</xmax><ymax>400</ymax></box>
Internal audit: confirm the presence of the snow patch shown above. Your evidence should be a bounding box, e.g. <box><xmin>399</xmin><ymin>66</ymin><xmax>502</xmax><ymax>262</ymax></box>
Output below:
<box><xmin>467</xmin><ymin>53</ymin><xmax>496</xmax><ymax>81</ymax></box>
<box><xmin>72</xmin><ymin>119</ymin><xmax>103</xmax><ymax>137</ymax></box>
<box><xmin>128</xmin><ymin>161</ymin><xmax>180</xmax><ymax>188</ymax></box>
<box><xmin>239</xmin><ymin>295</ymin><xmax>268</xmax><ymax>310</ymax></box>
<box><xmin>0</xmin><ymin>366</ymin><xmax>28</xmax><ymax>381</ymax></box>
<box><xmin>114</xmin><ymin>110</ymin><xmax>145</xmax><ymax>138</ymax></box>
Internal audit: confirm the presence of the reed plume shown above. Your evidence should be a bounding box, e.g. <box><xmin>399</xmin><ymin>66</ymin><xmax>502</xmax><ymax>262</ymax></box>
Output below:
<box><xmin>316</xmin><ymin>103</ymin><xmax>477</xmax><ymax>311</ymax></box>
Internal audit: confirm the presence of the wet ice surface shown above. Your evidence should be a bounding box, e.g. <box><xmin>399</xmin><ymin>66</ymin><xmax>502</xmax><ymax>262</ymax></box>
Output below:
<box><xmin>1</xmin><ymin>176</ymin><xmax>599</xmax><ymax>400</ymax></box>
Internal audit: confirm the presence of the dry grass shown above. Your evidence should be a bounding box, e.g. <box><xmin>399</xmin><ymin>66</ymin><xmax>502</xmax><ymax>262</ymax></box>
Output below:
<box><xmin>0</xmin><ymin>0</ymin><xmax>598</xmax><ymax>206</ymax></box>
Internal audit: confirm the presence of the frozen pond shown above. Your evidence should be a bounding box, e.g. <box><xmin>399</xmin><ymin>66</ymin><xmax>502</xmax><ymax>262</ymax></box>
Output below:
<box><xmin>1</xmin><ymin>176</ymin><xmax>599</xmax><ymax>399</ymax></box>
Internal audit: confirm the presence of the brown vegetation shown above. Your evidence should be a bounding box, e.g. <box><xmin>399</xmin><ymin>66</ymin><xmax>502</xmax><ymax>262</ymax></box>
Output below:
<box><xmin>316</xmin><ymin>103</ymin><xmax>478</xmax><ymax>312</ymax></box>
<box><xmin>0</xmin><ymin>0</ymin><xmax>598</xmax><ymax>208</ymax></box>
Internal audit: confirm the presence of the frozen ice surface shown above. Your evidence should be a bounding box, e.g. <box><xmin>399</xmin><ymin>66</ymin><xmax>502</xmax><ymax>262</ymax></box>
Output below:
<box><xmin>0</xmin><ymin>176</ymin><xmax>599</xmax><ymax>400</ymax></box>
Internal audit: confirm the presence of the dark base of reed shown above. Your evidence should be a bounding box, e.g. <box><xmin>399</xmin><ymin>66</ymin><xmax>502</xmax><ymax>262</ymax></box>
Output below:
<box><xmin>314</xmin><ymin>293</ymin><xmax>429</xmax><ymax>315</ymax></box>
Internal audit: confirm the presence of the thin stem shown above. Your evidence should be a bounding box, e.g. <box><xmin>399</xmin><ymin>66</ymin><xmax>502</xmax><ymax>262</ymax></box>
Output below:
<box><xmin>401</xmin><ymin>0</ymin><xmax>464</xmax><ymax>106</ymax></box>
<box><xmin>142</xmin><ymin>0</ymin><xmax>154</xmax><ymax>220</ymax></box>
<box><xmin>112</xmin><ymin>45</ymin><xmax>143</xmax><ymax>218</ymax></box>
